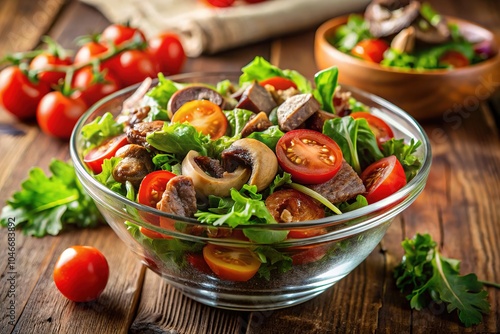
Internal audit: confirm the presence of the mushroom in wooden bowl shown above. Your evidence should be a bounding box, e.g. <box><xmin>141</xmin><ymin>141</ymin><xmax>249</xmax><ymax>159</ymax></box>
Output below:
<box><xmin>314</xmin><ymin>0</ymin><xmax>500</xmax><ymax>120</ymax></box>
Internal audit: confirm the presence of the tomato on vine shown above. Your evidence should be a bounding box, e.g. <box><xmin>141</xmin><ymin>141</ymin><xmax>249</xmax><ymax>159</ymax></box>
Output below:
<box><xmin>148</xmin><ymin>33</ymin><xmax>186</xmax><ymax>75</ymax></box>
<box><xmin>100</xmin><ymin>23</ymin><xmax>147</xmax><ymax>47</ymax></box>
<box><xmin>29</xmin><ymin>53</ymin><xmax>72</xmax><ymax>87</ymax></box>
<box><xmin>108</xmin><ymin>50</ymin><xmax>159</xmax><ymax>87</ymax></box>
<box><xmin>72</xmin><ymin>66</ymin><xmax>122</xmax><ymax>106</ymax></box>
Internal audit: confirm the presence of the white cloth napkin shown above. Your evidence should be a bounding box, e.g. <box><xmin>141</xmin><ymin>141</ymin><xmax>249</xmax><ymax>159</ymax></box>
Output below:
<box><xmin>80</xmin><ymin>0</ymin><xmax>370</xmax><ymax>57</ymax></box>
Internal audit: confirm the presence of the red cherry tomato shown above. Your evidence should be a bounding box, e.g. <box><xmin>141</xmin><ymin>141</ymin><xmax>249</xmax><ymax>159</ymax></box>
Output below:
<box><xmin>53</xmin><ymin>246</ymin><xmax>109</xmax><ymax>302</ymax></box>
<box><xmin>202</xmin><ymin>243</ymin><xmax>261</xmax><ymax>282</ymax></box>
<box><xmin>100</xmin><ymin>23</ymin><xmax>146</xmax><ymax>47</ymax></box>
<box><xmin>352</xmin><ymin>39</ymin><xmax>389</xmax><ymax>63</ymax></box>
<box><xmin>259</xmin><ymin>76</ymin><xmax>297</xmax><ymax>90</ymax></box>
<box><xmin>439</xmin><ymin>50</ymin><xmax>470</xmax><ymax>68</ymax></box>
<box><xmin>83</xmin><ymin>133</ymin><xmax>128</xmax><ymax>174</ymax></box>
<box><xmin>29</xmin><ymin>53</ymin><xmax>72</xmax><ymax>87</ymax></box>
<box><xmin>137</xmin><ymin>170</ymin><xmax>177</xmax><ymax>208</ymax></box>
<box><xmin>265</xmin><ymin>189</ymin><xmax>326</xmax><ymax>238</ymax></box>
<box><xmin>0</xmin><ymin>66</ymin><xmax>51</xmax><ymax>120</ymax></box>
<box><xmin>72</xmin><ymin>66</ymin><xmax>122</xmax><ymax>107</ymax></box>
<box><xmin>36</xmin><ymin>91</ymin><xmax>88</xmax><ymax>140</ymax></box>
<box><xmin>139</xmin><ymin>226</ymin><xmax>171</xmax><ymax>239</ymax></box>
<box><xmin>171</xmin><ymin>100</ymin><xmax>228</xmax><ymax>140</ymax></box>
<box><xmin>360</xmin><ymin>155</ymin><xmax>407</xmax><ymax>204</ymax></box>
<box><xmin>203</xmin><ymin>0</ymin><xmax>235</xmax><ymax>7</ymax></box>
<box><xmin>187</xmin><ymin>253</ymin><xmax>212</xmax><ymax>274</ymax></box>
<box><xmin>276</xmin><ymin>129</ymin><xmax>343</xmax><ymax>184</ymax></box>
<box><xmin>350</xmin><ymin>112</ymin><xmax>394</xmax><ymax>147</ymax></box>
<box><xmin>108</xmin><ymin>50</ymin><xmax>159</xmax><ymax>87</ymax></box>
<box><xmin>288</xmin><ymin>243</ymin><xmax>330</xmax><ymax>265</ymax></box>
<box><xmin>74</xmin><ymin>41</ymin><xmax>109</xmax><ymax>65</ymax></box>
<box><xmin>148</xmin><ymin>33</ymin><xmax>186</xmax><ymax>76</ymax></box>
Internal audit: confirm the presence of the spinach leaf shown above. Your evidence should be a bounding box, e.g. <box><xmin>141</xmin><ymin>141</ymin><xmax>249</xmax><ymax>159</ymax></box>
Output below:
<box><xmin>247</xmin><ymin>125</ymin><xmax>284</xmax><ymax>151</ymax></box>
<box><xmin>313</xmin><ymin>66</ymin><xmax>339</xmax><ymax>113</ymax></box>
<box><xmin>147</xmin><ymin>122</ymin><xmax>210</xmax><ymax>157</ymax></box>
<box><xmin>331</xmin><ymin>14</ymin><xmax>371</xmax><ymax>52</ymax></box>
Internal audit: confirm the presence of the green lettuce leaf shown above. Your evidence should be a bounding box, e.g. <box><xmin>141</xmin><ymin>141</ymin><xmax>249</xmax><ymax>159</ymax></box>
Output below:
<box><xmin>147</xmin><ymin>122</ymin><xmax>210</xmax><ymax>157</ymax></box>
<box><xmin>81</xmin><ymin>111</ymin><xmax>124</xmax><ymax>151</ymax></box>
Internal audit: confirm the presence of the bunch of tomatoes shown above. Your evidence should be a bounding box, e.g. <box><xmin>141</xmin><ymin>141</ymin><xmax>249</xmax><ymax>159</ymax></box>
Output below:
<box><xmin>0</xmin><ymin>23</ymin><xmax>186</xmax><ymax>140</ymax></box>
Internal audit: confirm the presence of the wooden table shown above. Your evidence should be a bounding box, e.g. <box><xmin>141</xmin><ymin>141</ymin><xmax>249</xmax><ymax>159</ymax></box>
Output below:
<box><xmin>1</xmin><ymin>0</ymin><xmax>500</xmax><ymax>333</ymax></box>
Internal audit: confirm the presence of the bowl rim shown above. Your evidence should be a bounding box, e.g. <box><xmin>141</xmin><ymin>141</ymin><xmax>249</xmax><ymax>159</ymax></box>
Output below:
<box><xmin>315</xmin><ymin>14</ymin><xmax>500</xmax><ymax>76</ymax></box>
<box><xmin>70</xmin><ymin>71</ymin><xmax>432</xmax><ymax>237</ymax></box>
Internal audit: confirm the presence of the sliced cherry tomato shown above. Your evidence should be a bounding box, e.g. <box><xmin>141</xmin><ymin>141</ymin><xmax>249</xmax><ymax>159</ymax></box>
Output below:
<box><xmin>139</xmin><ymin>226</ymin><xmax>171</xmax><ymax>239</ymax></box>
<box><xmin>187</xmin><ymin>253</ymin><xmax>212</xmax><ymax>274</ymax></box>
<box><xmin>148</xmin><ymin>33</ymin><xmax>186</xmax><ymax>76</ymax></box>
<box><xmin>259</xmin><ymin>76</ymin><xmax>297</xmax><ymax>90</ymax></box>
<box><xmin>276</xmin><ymin>129</ymin><xmax>343</xmax><ymax>184</ymax></box>
<box><xmin>72</xmin><ymin>66</ymin><xmax>122</xmax><ymax>107</ymax></box>
<box><xmin>29</xmin><ymin>53</ymin><xmax>72</xmax><ymax>87</ymax></box>
<box><xmin>137</xmin><ymin>170</ymin><xmax>177</xmax><ymax>208</ymax></box>
<box><xmin>351</xmin><ymin>112</ymin><xmax>394</xmax><ymax>147</ymax></box>
<box><xmin>203</xmin><ymin>0</ymin><xmax>235</xmax><ymax>7</ymax></box>
<box><xmin>287</xmin><ymin>243</ymin><xmax>330</xmax><ymax>265</ymax></box>
<box><xmin>84</xmin><ymin>133</ymin><xmax>128</xmax><ymax>174</ymax></box>
<box><xmin>265</xmin><ymin>189</ymin><xmax>326</xmax><ymax>238</ymax></box>
<box><xmin>439</xmin><ymin>50</ymin><xmax>470</xmax><ymax>68</ymax></box>
<box><xmin>352</xmin><ymin>39</ymin><xmax>389</xmax><ymax>63</ymax></box>
<box><xmin>360</xmin><ymin>155</ymin><xmax>407</xmax><ymax>204</ymax></box>
<box><xmin>0</xmin><ymin>66</ymin><xmax>51</xmax><ymax>120</ymax></box>
<box><xmin>53</xmin><ymin>246</ymin><xmax>109</xmax><ymax>302</ymax></box>
<box><xmin>100</xmin><ymin>23</ymin><xmax>146</xmax><ymax>47</ymax></box>
<box><xmin>108</xmin><ymin>50</ymin><xmax>159</xmax><ymax>87</ymax></box>
<box><xmin>203</xmin><ymin>243</ymin><xmax>261</xmax><ymax>282</ymax></box>
<box><xmin>36</xmin><ymin>91</ymin><xmax>88</xmax><ymax>140</ymax></box>
<box><xmin>171</xmin><ymin>100</ymin><xmax>228</xmax><ymax>140</ymax></box>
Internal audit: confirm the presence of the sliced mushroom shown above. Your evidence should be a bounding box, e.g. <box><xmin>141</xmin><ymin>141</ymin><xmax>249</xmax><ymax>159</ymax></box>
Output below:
<box><xmin>413</xmin><ymin>15</ymin><xmax>450</xmax><ymax>44</ymax></box>
<box><xmin>181</xmin><ymin>150</ymin><xmax>251</xmax><ymax>198</ymax></box>
<box><xmin>168</xmin><ymin>86</ymin><xmax>225</xmax><ymax>117</ymax></box>
<box><xmin>222</xmin><ymin>138</ymin><xmax>278</xmax><ymax>191</ymax></box>
<box><xmin>365</xmin><ymin>0</ymin><xmax>421</xmax><ymax>38</ymax></box>
<box><xmin>391</xmin><ymin>26</ymin><xmax>416</xmax><ymax>53</ymax></box>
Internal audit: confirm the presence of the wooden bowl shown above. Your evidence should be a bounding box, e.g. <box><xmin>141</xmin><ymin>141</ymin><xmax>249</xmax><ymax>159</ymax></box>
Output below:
<box><xmin>314</xmin><ymin>15</ymin><xmax>500</xmax><ymax>120</ymax></box>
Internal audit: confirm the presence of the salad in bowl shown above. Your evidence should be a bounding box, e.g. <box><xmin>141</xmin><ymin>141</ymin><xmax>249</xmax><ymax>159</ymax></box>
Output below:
<box><xmin>70</xmin><ymin>56</ymin><xmax>431</xmax><ymax>310</ymax></box>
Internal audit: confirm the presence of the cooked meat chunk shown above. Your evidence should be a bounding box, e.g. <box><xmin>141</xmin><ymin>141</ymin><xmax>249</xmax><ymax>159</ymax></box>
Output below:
<box><xmin>156</xmin><ymin>175</ymin><xmax>197</xmax><ymax>218</ymax></box>
<box><xmin>127</xmin><ymin>120</ymin><xmax>164</xmax><ymax>148</ymax></box>
<box><xmin>264</xmin><ymin>85</ymin><xmax>300</xmax><ymax>105</ymax></box>
<box><xmin>240</xmin><ymin>112</ymin><xmax>273</xmax><ymax>137</ymax></box>
<box><xmin>112</xmin><ymin>144</ymin><xmax>155</xmax><ymax>188</ymax></box>
<box><xmin>305</xmin><ymin>110</ymin><xmax>338</xmax><ymax>132</ymax></box>
<box><xmin>277</xmin><ymin>93</ymin><xmax>320</xmax><ymax>131</ymax></box>
<box><xmin>307</xmin><ymin>160</ymin><xmax>366</xmax><ymax>203</ymax></box>
<box><xmin>169</xmin><ymin>86</ymin><xmax>225</xmax><ymax>115</ymax></box>
<box><xmin>236</xmin><ymin>82</ymin><xmax>277</xmax><ymax>115</ymax></box>
<box><xmin>194</xmin><ymin>155</ymin><xmax>225</xmax><ymax>178</ymax></box>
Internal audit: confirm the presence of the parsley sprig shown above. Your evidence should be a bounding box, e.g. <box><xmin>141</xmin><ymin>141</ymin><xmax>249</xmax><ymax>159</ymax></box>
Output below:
<box><xmin>394</xmin><ymin>233</ymin><xmax>498</xmax><ymax>327</ymax></box>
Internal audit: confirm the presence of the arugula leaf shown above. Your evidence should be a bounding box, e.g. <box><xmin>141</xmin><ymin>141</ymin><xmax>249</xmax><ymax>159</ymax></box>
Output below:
<box><xmin>381</xmin><ymin>138</ymin><xmax>422</xmax><ymax>181</ymax></box>
<box><xmin>394</xmin><ymin>233</ymin><xmax>491</xmax><ymax>327</ymax></box>
<box><xmin>147</xmin><ymin>122</ymin><xmax>210</xmax><ymax>157</ymax></box>
<box><xmin>338</xmin><ymin>195</ymin><xmax>368</xmax><ymax>212</ymax></box>
<box><xmin>239</xmin><ymin>56</ymin><xmax>313</xmax><ymax>93</ymax></box>
<box><xmin>81</xmin><ymin>112</ymin><xmax>124</xmax><ymax>151</ymax></box>
<box><xmin>0</xmin><ymin>159</ymin><xmax>102</xmax><ymax>237</ymax></box>
<box><xmin>313</xmin><ymin>66</ymin><xmax>338</xmax><ymax>113</ymax></box>
<box><xmin>323</xmin><ymin>116</ymin><xmax>383</xmax><ymax>174</ymax></box>
<box><xmin>152</xmin><ymin>153</ymin><xmax>182</xmax><ymax>172</ymax></box>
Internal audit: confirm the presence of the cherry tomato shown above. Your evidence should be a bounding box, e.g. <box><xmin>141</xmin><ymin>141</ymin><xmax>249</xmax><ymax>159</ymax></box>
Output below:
<box><xmin>287</xmin><ymin>243</ymin><xmax>330</xmax><ymax>265</ymax></box>
<box><xmin>29</xmin><ymin>53</ymin><xmax>72</xmax><ymax>87</ymax></box>
<box><xmin>202</xmin><ymin>243</ymin><xmax>261</xmax><ymax>282</ymax></box>
<box><xmin>203</xmin><ymin>0</ymin><xmax>235</xmax><ymax>7</ymax></box>
<box><xmin>352</xmin><ymin>39</ymin><xmax>389</xmax><ymax>63</ymax></box>
<box><xmin>439</xmin><ymin>50</ymin><xmax>470</xmax><ymax>68</ymax></box>
<box><xmin>259</xmin><ymin>76</ymin><xmax>297</xmax><ymax>90</ymax></box>
<box><xmin>108</xmin><ymin>50</ymin><xmax>159</xmax><ymax>87</ymax></box>
<box><xmin>72</xmin><ymin>66</ymin><xmax>122</xmax><ymax>107</ymax></box>
<box><xmin>187</xmin><ymin>253</ymin><xmax>212</xmax><ymax>274</ymax></box>
<box><xmin>74</xmin><ymin>41</ymin><xmax>109</xmax><ymax>65</ymax></box>
<box><xmin>0</xmin><ymin>66</ymin><xmax>50</xmax><ymax>120</ymax></box>
<box><xmin>148</xmin><ymin>33</ymin><xmax>186</xmax><ymax>76</ymax></box>
<box><xmin>276</xmin><ymin>129</ymin><xmax>343</xmax><ymax>184</ymax></box>
<box><xmin>350</xmin><ymin>112</ymin><xmax>394</xmax><ymax>147</ymax></box>
<box><xmin>36</xmin><ymin>91</ymin><xmax>88</xmax><ymax>140</ymax></box>
<box><xmin>83</xmin><ymin>133</ymin><xmax>128</xmax><ymax>174</ymax></box>
<box><xmin>137</xmin><ymin>170</ymin><xmax>177</xmax><ymax>208</ymax></box>
<box><xmin>53</xmin><ymin>246</ymin><xmax>109</xmax><ymax>302</ymax></box>
<box><xmin>265</xmin><ymin>189</ymin><xmax>326</xmax><ymax>238</ymax></box>
<box><xmin>360</xmin><ymin>155</ymin><xmax>407</xmax><ymax>204</ymax></box>
<box><xmin>171</xmin><ymin>100</ymin><xmax>228</xmax><ymax>140</ymax></box>
<box><xmin>100</xmin><ymin>23</ymin><xmax>146</xmax><ymax>47</ymax></box>
<box><xmin>139</xmin><ymin>226</ymin><xmax>171</xmax><ymax>239</ymax></box>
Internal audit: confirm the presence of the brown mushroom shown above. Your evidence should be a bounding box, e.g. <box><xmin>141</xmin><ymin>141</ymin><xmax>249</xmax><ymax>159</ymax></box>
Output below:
<box><xmin>365</xmin><ymin>0</ymin><xmax>421</xmax><ymax>38</ymax></box>
<box><xmin>112</xmin><ymin>144</ymin><xmax>155</xmax><ymax>188</ymax></box>
<box><xmin>221</xmin><ymin>138</ymin><xmax>278</xmax><ymax>191</ymax></box>
<box><xmin>391</xmin><ymin>26</ymin><xmax>416</xmax><ymax>53</ymax></box>
<box><xmin>168</xmin><ymin>86</ymin><xmax>225</xmax><ymax>117</ymax></box>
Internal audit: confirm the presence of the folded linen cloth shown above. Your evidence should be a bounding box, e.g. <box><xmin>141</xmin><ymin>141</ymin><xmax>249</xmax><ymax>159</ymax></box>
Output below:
<box><xmin>80</xmin><ymin>0</ymin><xmax>370</xmax><ymax>57</ymax></box>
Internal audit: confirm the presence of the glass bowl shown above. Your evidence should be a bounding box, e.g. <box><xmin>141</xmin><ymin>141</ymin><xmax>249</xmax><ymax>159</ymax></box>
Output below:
<box><xmin>70</xmin><ymin>72</ymin><xmax>432</xmax><ymax>311</ymax></box>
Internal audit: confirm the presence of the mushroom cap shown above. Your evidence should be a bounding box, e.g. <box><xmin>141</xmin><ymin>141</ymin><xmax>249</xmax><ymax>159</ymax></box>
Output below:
<box><xmin>168</xmin><ymin>85</ymin><xmax>225</xmax><ymax>118</ymax></box>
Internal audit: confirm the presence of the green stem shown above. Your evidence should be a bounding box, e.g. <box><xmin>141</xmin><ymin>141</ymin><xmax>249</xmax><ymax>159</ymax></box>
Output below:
<box><xmin>479</xmin><ymin>280</ymin><xmax>500</xmax><ymax>289</ymax></box>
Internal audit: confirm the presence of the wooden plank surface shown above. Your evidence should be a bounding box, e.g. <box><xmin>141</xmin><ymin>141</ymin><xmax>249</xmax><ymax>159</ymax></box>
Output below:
<box><xmin>1</xmin><ymin>0</ymin><xmax>500</xmax><ymax>333</ymax></box>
